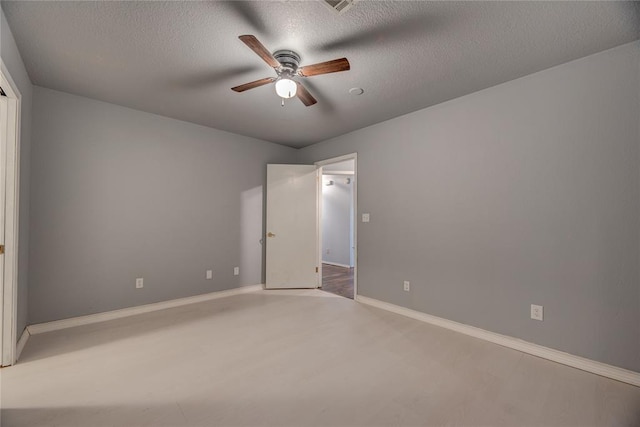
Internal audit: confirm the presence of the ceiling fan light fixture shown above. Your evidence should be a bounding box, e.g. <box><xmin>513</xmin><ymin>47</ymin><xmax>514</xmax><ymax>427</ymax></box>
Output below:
<box><xmin>275</xmin><ymin>78</ymin><xmax>297</xmax><ymax>99</ymax></box>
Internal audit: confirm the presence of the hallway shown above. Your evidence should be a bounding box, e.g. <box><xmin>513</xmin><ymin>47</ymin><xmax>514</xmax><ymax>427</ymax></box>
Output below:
<box><xmin>321</xmin><ymin>263</ymin><xmax>354</xmax><ymax>299</ymax></box>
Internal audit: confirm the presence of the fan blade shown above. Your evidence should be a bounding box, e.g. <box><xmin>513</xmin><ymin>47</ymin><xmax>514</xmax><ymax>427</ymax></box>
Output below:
<box><xmin>239</xmin><ymin>35</ymin><xmax>280</xmax><ymax>69</ymax></box>
<box><xmin>298</xmin><ymin>58</ymin><xmax>350</xmax><ymax>77</ymax></box>
<box><xmin>225</xmin><ymin>3</ymin><xmax>269</xmax><ymax>38</ymax></box>
<box><xmin>296</xmin><ymin>82</ymin><xmax>317</xmax><ymax>106</ymax></box>
<box><xmin>231</xmin><ymin>77</ymin><xmax>275</xmax><ymax>92</ymax></box>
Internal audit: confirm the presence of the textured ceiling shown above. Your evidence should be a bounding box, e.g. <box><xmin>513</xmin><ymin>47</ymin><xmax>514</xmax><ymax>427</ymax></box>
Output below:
<box><xmin>2</xmin><ymin>1</ymin><xmax>639</xmax><ymax>148</ymax></box>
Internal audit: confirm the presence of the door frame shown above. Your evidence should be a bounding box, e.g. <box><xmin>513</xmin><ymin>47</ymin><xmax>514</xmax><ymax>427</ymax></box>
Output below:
<box><xmin>0</xmin><ymin>60</ymin><xmax>22</xmax><ymax>367</ymax></box>
<box><xmin>315</xmin><ymin>153</ymin><xmax>357</xmax><ymax>297</ymax></box>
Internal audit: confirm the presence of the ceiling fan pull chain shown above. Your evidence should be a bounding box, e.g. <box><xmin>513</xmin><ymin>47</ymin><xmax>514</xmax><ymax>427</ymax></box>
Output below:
<box><xmin>281</xmin><ymin>98</ymin><xmax>285</xmax><ymax>107</ymax></box>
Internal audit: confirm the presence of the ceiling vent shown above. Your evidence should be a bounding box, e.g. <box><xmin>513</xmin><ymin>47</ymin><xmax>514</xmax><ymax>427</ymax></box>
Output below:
<box><xmin>321</xmin><ymin>0</ymin><xmax>357</xmax><ymax>15</ymax></box>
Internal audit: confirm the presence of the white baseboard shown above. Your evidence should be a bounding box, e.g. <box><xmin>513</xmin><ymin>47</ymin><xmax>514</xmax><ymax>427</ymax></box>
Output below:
<box><xmin>28</xmin><ymin>284</ymin><xmax>264</xmax><ymax>335</ymax></box>
<box><xmin>16</xmin><ymin>327</ymin><xmax>30</xmax><ymax>361</ymax></box>
<box><xmin>322</xmin><ymin>261</ymin><xmax>352</xmax><ymax>268</ymax></box>
<box><xmin>356</xmin><ymin>295</ymin><xmax>640</xmax><ymax>387</ymax></box>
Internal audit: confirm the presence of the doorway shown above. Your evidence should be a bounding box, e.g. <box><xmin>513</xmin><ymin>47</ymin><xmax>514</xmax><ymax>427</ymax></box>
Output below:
<box><xmin>263</xmin><ymin>154</ymin><xmax>357</xmax><ymax>295</ymax></box>
<box><xmin>317</xmin><ymin>155</ymin><xmax>356</xmax><ymax>299</ymax></box>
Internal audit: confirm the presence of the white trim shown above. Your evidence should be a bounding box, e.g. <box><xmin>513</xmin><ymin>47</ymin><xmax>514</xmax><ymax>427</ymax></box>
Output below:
<box><xmin>316</xmin><ymin>167</ymin><xmax>321</xmax><ymax>289</ymax></box>
<box><xmin>28</xmin><ymin>285</ymin><xmax>263</xmax><ymax>335</ymax></box>
<box><xmin>315</xmin><ymin>153</ymin><xmax>358</xmax><ymax>298</ymax></box>
<box><xmin>315</xmin><ymin>153</ymin><xmax>357</xmax><ymax>166</ymax></box>
<box><xmin>321</xmin><ymin>261</ymin><xmax>351</xmax><ymax>268</ymax></box>
<box><xmin>0</xmin><ymin>60</ymin><xmax>21</xmax><ymax>367</ymax></box>
<box><xmin>316</xmin><ymin>164</ymin><xmax>323</xmax><ymax>288</ymax></box>
<box><xmin>356</xmin><ymin>295</ymin><xmax>640</xmax><ymax>387</ymax></box>
<box><xmin>321</xmin><ymin>170</ymin><xmax>354</xmax><ymax>176</ymax></box>
<box><xmin>16</xmin><ymin>327</ymin><xmax>28</xmax><ymax>360</ymax></box>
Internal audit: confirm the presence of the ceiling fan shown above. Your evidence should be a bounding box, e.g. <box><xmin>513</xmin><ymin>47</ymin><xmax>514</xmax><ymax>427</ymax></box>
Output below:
<box><xmin>231</xmin><ymin>35</ymin><xmax>350</xmax><ymax>107</ymax></box>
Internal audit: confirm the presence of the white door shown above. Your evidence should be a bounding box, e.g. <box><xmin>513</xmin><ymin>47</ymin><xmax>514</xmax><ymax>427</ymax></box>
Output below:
<box><xmin>266</xmin><ymin>164</ymin><xmax>318</xmax><ymax>289</ymax></box>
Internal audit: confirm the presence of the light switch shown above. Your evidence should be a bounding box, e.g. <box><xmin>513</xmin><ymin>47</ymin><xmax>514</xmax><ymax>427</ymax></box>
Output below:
<box><xmin>362</xmin><ymin>213</ymin><xmax>370</xmax><ymax>223</ymax></box>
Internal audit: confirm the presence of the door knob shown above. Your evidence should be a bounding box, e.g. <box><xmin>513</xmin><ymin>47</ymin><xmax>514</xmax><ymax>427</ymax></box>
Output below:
<box><xmin>267</xmin><ymin>232</ymin><xmax>276</xmax><ymax>238</ymax></box>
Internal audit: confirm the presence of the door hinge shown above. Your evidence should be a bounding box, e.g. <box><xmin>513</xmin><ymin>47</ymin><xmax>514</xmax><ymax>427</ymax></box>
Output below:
<box><xmin>316</xmin><ymin>267</ymin><xmax>319</xmax><ymax>273</ymax></box>
<box><xmin>0</xmin><ymin>245</ymin><xmax>4</xmax><ymax>255</ymax></box>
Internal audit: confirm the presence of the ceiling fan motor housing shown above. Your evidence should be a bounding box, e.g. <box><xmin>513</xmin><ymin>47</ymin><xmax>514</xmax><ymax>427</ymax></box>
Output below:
<box><xmin>274</xmin><ymin>50</ymin><xmax>301</xmax><ymax>75</ymax></box>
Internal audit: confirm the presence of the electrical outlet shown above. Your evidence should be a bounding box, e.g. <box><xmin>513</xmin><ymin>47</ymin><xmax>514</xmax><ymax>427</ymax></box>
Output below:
<box><xmin>362</xmin><ymin>213</ymin><xmax>370</xmax><ymax>223</ymax></box>
<box><xmin>206</xmin><ymin>270</ymin><xmax>213</xmax><ymax>280</ymax></box>
<box><xmin>325</xmin><ymin>249</ymin><xmax>330</xmax><ymax>255</ymax></box>
<box><xmin>531</xmin><ymin>304</ymin><xmax>543</xmax><ymax>321</ymax></box>
<box><xmin>135</xmin><ymin>278</ymin><xmax>144</xmax><ymax>289</ymax></box>
<box><xmin>233</xmin><ymin>267</ymin><xmax>240</xmax><ymax>276</ymax></box>
<box><xmin>403</xmin><ymin>281</ymin><xmax>410</xmax><ymax>292</ymax></box>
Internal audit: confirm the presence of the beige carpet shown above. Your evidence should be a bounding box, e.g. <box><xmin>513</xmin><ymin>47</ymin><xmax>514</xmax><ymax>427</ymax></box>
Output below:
<box><xmin>2</xmin><ymin>289</ymin><xmax>639</xmax><ymax>426</ymax></box>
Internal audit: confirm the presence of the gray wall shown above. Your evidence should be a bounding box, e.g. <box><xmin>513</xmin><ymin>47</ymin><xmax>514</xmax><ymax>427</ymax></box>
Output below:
<box><xmin>322</xmin><ymin>174</ymin><xmax>353</xmax><ymax>267</ymax></box>
<box><xmin>1</xmin><ymin>9</ymin><xmax>32</xmax><ymax>339</ymax></box>
<box><xmin>29</xmin><ymin>86</ymin><xmax>296</xmax><ymax>323</ymax></box>
<box><xmin>298</xmin><ymin>41</ymin><xmax>640</xmax><ymax>372</ymax></box>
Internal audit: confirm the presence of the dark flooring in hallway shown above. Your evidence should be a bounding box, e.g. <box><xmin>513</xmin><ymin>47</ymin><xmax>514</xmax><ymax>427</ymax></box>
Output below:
<box><xmin>321</xmin><ymin>263</ymin><xmax>354</xmax><ymax>299</ymax></box>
